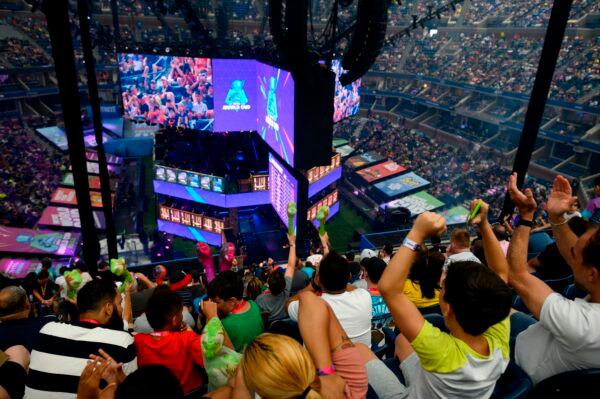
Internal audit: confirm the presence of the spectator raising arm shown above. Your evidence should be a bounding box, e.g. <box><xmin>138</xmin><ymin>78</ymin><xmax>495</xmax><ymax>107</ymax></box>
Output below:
<box><xmin>546</xmin><ymin>175</ymin><xmax>579</xmax><ymax>268</ymax></box>
<box><xmin>506</xmin><ymin>173</ymin><xmax>554</xmax><ymax>319</ymax></box>
<box><xmin>320</xmin><ymin>232</ymin><xmax>331</xmax><ymax>257</ymax></box>
<box><xmin>379</xmin><ymin>212</ymin><xmax>447</xmax><ymax>341</ymax></box>
<box><xmin>469</xmin><ymin>199</ymin><xmax>509</xmax><ymax>283</ymax></box>
<box><xmin>285</xmin><ymin>233</ymin><xmax>297</xmax><ymax>280</ymax></box>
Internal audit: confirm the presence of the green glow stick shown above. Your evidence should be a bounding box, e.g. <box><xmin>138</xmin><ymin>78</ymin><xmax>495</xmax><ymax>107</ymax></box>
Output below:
<box><xmin>467</xmin><ymin>201</ymin><xmax>482</xmax><ymax>223</ymax></box>
<box><xmin>287</xmin><ymin>202</ymin><xmax>297</xmax><ymax>237</ymax></box>
<box><xmin>317</xmin><ymin>205</ymin><xmax>329</xmax><ymax>236</ymax></box>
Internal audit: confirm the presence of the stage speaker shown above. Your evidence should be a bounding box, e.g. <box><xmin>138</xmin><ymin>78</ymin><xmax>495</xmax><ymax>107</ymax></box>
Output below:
<box><xmin>294</xmin><ymin>63</ymin><xmax>335</xmax><ymax>170</ymax></box>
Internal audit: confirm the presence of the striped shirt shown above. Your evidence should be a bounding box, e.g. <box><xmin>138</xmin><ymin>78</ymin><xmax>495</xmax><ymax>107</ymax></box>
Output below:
<box><xmin>25</xmin><ymin>321</ymin><xmax>137</xmax><ymax>399</ymax></box>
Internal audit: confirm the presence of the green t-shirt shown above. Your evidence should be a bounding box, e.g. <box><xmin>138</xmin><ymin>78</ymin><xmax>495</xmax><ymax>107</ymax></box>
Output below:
<box><xmin>221</xmin><ymin>300</ymin><xmax>264</xmax><ymax>352</ymax></box>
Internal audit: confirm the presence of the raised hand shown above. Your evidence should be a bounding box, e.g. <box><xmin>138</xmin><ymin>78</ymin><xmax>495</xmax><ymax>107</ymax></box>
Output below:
<box><xmin>77</xmin><ymin>359</ymin><xmax>116</xmax><ymax>399</ymax></box>
<box><xmin>201</xmin><ymin>299</ymin><xmax>219</xmax><ymax>320</ymax></box>
<box><xmin>469</xmin><ymin>199</ymin><xmax>489</xmax><ymax>226</ymax></box>
<box><xmin>89</xmin><ymin>349</ymin><xmax>126</xmax><ymax>385</ymax></box>
<box><xmin>507</xmin><ymin>173</ymin><xmax>537</xmax><ymax>217</ymax></box>
<box><xmin>411</xmin><ymin>211</ymin><xmax>447</xmax><ymax>242</ymax></box>
<box><xmin>547</xmin><ymin>175</ymin><xmax>576</xmax><ymax>221</ymax></box>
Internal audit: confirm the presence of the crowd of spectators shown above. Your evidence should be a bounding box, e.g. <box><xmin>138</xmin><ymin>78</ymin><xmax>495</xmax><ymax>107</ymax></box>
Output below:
<box><xmin>1</xmin><ymin>173</ymin><xmax>599</xmax><ymax>398</ymax></box>
<box><xmin>334</xmin><ymin>115</ymin><xmax>552</xmax><ymax>213</ymax></box>
<box><xmin>0</xmin><ymin>119</ymin><xmax>67</xmax><ymax>227</ymax></box>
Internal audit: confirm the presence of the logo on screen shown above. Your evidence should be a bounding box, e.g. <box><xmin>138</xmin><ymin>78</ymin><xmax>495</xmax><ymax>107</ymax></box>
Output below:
<box><xmin>223</xmin><ymin>80</ymin><xmax>251</xmax><ymax>111</ymax></box>
<box><xmin>265</xmin><ymin>76</ymin><xmax>279</xmax><ymax>131</ymax></box>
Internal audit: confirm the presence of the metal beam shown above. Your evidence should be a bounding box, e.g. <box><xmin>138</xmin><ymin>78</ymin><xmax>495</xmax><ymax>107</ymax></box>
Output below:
<box><xmin>501</xmin><ymin>0</ymin><xmax>574</xmax><ymax>218</ymax></box>
<box><xmin>42</xmin><ymin>0</ymin><xmax>100</xmax><ymax>268</ymax></box>
<box><xmin>78</xmin><ymin>0</ymin><xmax>119</xmax><ymax>261</ymax></box>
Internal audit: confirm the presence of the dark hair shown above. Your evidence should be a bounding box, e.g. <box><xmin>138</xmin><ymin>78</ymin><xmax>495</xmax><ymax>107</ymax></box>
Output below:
<box><xmin>471</xmin><ymin>240</ymin><xmax>487</xmax><ymax>267</ymax></box>
<box><xmin>41</xmin><ymin>258</ymin><xmax>52</xmax><ymax>269</ymax></box>
<box><xmin>318</xmin><ymin>251</ymin><xmax>349</xmax><ymax>292</ymax></box>
<box><xmin>443</xmin><ymin>261</ymin><xmax>512</xmax><ymax>336</ymax></box>
<box><xmin>267</xmin><ymin>271</ymin><xmax>286</xmax><ymax>296</ymax></box>
<box><xmin>115</xmin><ymin>365</ymin><xmax>184</xmax><ymax>399</ymax></box>
<box><xmin>208</xmin><ymin>270</ymin><xmax>243</xmax><ymax>301</ymax></box>
<box><xmin>75</xmin><ymin>260</ymin><xmax>89</xmax><ymax>273</ymax></box>
<box><xmin>492</xmin><ymin>224</ymin><xmax>508</xmax><ymax>241</ymax></box>
<box><xmin>0</xmin><ymin>286</ymin><xmax>28</xmax><ymax>317</ymax></box>
<box><xmin>59</xmin><ymin>266</ymin><xmax>70</xmax><ymax>276</ymax></box>
<box><xmin>582</xmin><ymin>228</ymin><xmax>600</xmax><ymax>272</ymax></box>
<box><xmin>37</xmin><ymin>270</ymin><xmax>49</xmax><ymax>279</ymax></box>
<box><xmin>593</xmin><ymin>176</ymin><xmax>600</xmax><ymax>187</ymax></box>
<box><xmin>409</xmin><ymin>252</ymin><xmax>445</xmax><ymax>298</ymax></box>
<box><xmin>383</xmin><ymin>243</ymin><xmax>393</xmax><ymax>256</ymax></box>
<box><xmin>146</xmin><ymin>289</ymin><xmax>182</xmax><ymax>330</ymax></box>
<box><xmin>345</xmin><ymin>252</ymin><xmax>355</xmax><ymax>262</ymax></box>
<box><xmin>363</xmin><ymin>257</ymin><xmax>387</xmax><ymax>284</ymax></box>
<box><xmin>568</xmin><ymin>216</ymin><xmax>589</xmax><ymax>237</ymax></box>
<box><xmin>245</xmin><ymin>276</ymin><xmax>263</xmax><ymax>300</ymax></box>
<box><xmin>348</xmin><ymin>262</ymin><xmax>361</xmax><ymax>283</ymax></box>
<box><xmin>77</xmin><ymin>279</ymin><xmax>118</xmax><ymax>314</ymax></box>
<box><xmin>190</xmin><ymin>270</ymin><xmax>200</xmax><ymax>283</ymax></box>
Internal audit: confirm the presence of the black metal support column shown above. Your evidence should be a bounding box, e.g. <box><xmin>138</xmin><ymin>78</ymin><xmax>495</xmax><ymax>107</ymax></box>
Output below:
<box><xmin>42</xmin><ymin>0</ymin><xmax>100</xmax><ymax>268</ymax></box>
<box><xmin>110</xmin><ymin>0</ymin><xmax>120</xmax><ymax>43</ymax></box>
<box><xmin>501</xmin><ymin>0</ymin><xmax>573</xmax><ymax>218</ymax></box>
<box><xmin>77</xmin><ymin>0</ymin><xmax>118</xmax><ymax>260</ymax></box>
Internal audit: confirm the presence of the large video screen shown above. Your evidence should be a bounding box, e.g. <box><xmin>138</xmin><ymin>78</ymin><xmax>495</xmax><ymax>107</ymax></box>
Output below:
<box><xmin>332</xmin><ymin>59</ymin><xmax>361</xmax><ymax>123</ymax></box>
<box><xmin>213</xmin><ymin>59</ymin><xmax>258</xmax><ymax>132</ymax></box>
<box><xmin>258</xmin><ymin>64</ymin><xmax>295</xmax><ymax>166</ymax></box>
<box><xmin>269</xmin><ymin>153</ymin><xmax>298</xmax><ymax>231</ymax></box>
<box><xmin>118</xmin><ymin>53</ymin><xmax>214</xmax><ymax>130</ymax></box>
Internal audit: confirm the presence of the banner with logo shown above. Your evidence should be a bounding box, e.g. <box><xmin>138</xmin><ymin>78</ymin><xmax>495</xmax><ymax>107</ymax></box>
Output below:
<box><xmin>382</xmin><ymin>191</ymin><xmax>444</xmax><ymax>216</ymax></box>
<box><xmin>51</xmin><ymin>188</ymin><xmax>114</xmax><ymax>209</ymax></box>
<box><xmin>38</xmin><ymin>206</ymin><xmax>106</xmax><ymax>230</ymax></box>
<box><xmin>0</xmin><ymin>258</ymin><xmax>72</xmax><ymax>279</ymax></box>
<box><xmin>356</xmin><ymin>160</ymin><xmax>407</xmax><ymax>183</ymax></box>
<box><xmin>0</xmin><ymin>226</ymin><xmax>80</xmax><ymax>256</ymax></box>
<box><xmin>374</xmin><ymin>172</ymin><xmax>430</xmax><ymax>199</ymax></box>
<box><xmin>345</xmin><ymin>151</ymin><xmax>384</xmax><ymax>170</ymax></box>
<box><xmin>61</xmin><ymin>173</ymin><xmax>117</xmax><ymax>191</ymax></box>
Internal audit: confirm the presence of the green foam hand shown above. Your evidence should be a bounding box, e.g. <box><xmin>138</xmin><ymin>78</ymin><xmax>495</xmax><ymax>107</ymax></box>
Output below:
<box><xmin>64</xmin><ymin>269</ymin><xmax>82</xmax><ymax>300</ymax></box>
<box><xmin>317</xmin><ymin>205</ymin><xmax>329</xmax><ymax>236</ymax></box>
<box><xmin>287</xmin><ymin>201</ymin><xmax>297</xmax><ymax>237</ymax></box>
<box><xmin>110</xmin><ymin>258</ymin><xmax>132</xmax><ymax>293</ymax></box>
<box><xmin>201</xmin><ymin>317</ymin><xmax>242</xmax><ymax>391</ymax></box>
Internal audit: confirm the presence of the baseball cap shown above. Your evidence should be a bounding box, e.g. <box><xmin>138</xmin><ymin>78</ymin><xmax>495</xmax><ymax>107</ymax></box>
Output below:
<box><xmin>359</xmin><ymin>249</ymin><xmax>377</xmax><ymax>262</ymax></box>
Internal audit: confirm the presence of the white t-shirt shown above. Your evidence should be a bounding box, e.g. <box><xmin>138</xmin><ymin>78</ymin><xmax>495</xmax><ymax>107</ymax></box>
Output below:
<box><xmin>515</xmin><ymin>293</ymin><xmax>600</xmax><ymax>384</ymax></box>
<box><xmin>287</xmin><ymin>289</ymin><xmax>372</xmax><ymax>347</ymax></box>
<box><xmin>55</xmin><ymin>276</ymin><xmax>68</xmax><ymax>299</ymax></box>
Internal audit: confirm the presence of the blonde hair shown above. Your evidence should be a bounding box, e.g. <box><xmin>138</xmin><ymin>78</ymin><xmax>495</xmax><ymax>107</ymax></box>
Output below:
<box><xmin>241</xmin><ymin>334</ymin><xmax>322</xmax><ymax>399</ymax></box>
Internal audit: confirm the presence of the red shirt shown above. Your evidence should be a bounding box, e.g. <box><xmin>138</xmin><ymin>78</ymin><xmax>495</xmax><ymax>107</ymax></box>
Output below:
<box><xmin>134</xmin><ymin>331</ymin><xmax>204</xmax><ymax>393</ymax></box>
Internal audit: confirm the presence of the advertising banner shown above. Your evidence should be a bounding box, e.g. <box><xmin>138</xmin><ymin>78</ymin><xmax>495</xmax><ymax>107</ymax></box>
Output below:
<box><xmin>0</xmin><ymin>226</ymin><xmax>80</xmax><ymax>256</ymax></box>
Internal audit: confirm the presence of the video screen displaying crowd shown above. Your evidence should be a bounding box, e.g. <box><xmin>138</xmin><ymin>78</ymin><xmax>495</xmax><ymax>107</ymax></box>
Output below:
<box><xmin>119</xmin><ymin>54</ymin><xmax>215</xmax><ymax>130</ymax></box>
<box><xmin>1</xmin><ymin>173</ymin><xmax>599</xmax><ymax>399</ymax></box>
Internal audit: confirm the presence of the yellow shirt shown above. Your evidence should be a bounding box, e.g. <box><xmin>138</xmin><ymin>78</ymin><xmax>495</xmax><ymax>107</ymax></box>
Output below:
<box><xmin>403</xmin><ymin>279</ymin><xmax>440</xmax><ymax>308</ymax></box>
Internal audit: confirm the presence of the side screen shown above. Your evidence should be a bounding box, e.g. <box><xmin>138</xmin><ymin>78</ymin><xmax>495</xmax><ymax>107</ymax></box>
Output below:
<box><xmin>332</xmin><ymin>59</ymin><xmax>361</xmax><ymax>123</ymax></box>
<box><xmin>257</xmin><ymin>63</ymin><xmax>295</xmax><ymax>166</ymax></box>
<box><xmin>269</xmin><ymin>153</ymin><xmax>298</xmax><ymax>231</ymax></box>
<box><xmin>118</xmin><ymin>53</ymin><xmax>214</xmax><ymax>131</ymax></box>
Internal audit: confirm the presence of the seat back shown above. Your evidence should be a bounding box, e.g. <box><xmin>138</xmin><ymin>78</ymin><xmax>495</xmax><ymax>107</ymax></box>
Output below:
<box><xmin>490</xmin><ymin>362</ymin><xmax>532</xmax><ymax>399</ymax></box>
<box><xmin>528</xmin><ymin>369</ymin><xmax>600</xmax><ymax>398</ymax></box>
<box><xmin>562</xmin><ymin>283</ymin><xmax>586</xmax><ymax>300</ymax></box>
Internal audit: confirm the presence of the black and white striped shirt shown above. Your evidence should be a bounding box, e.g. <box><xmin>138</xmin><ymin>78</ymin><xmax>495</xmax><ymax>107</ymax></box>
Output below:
<box><xmin>25</xmin><ymin>321</ymin><xmax>137</xmax><ymax>399</ymax></box>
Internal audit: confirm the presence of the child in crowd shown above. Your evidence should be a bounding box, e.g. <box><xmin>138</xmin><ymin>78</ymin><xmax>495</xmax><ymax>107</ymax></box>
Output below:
<box><xmin>134</xmin><ymin>288</ymin><xmax>205</xmax><ymax>394</ymax></box>
<box><xmin>207</xmin><ymin>270</ymin><xmax>264</xmax><ymax>352</ymax></box>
